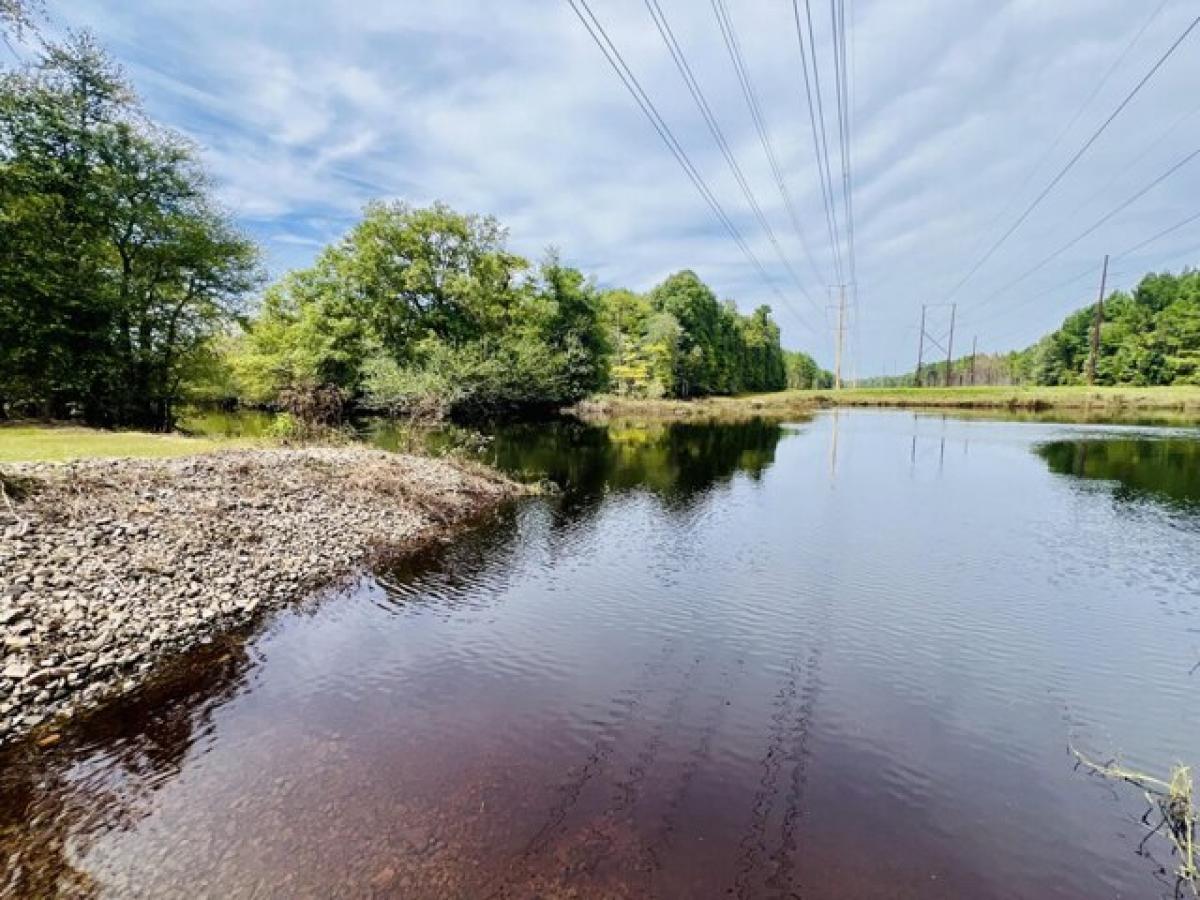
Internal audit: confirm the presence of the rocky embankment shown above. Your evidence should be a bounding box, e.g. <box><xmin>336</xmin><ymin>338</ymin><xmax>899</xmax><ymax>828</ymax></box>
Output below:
<box><xmin>0</xmin><ymin>447</ymin><xmax>522</xmax><ymax>746</ymax></box>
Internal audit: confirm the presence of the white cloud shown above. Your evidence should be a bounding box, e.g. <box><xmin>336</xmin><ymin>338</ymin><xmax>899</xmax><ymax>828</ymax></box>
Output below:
<box><xmin>47</xmin><ymin>0</ymin><xmax>1200</xmax><ymax>369</ymax></box>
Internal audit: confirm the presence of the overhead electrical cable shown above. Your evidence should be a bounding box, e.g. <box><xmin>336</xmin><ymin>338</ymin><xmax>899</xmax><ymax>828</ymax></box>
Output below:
<box><xmin>706</xmin><ymin>0</ymin><xmax>831</xmax><ymax>296</ymax></box>
<box><xmin>791</xmin><ymin>0</ymin><xmax>845</xmax><ymax>284</ymax></box>
<box><xmin>564</xmin><ymin>0</ymin><xmax>818</xmax><ymax>334</ymax></box>
<box><xmin>642</xmin><ymin>0</ymin><xmax>823</xmax><ymax>318</ymax></box>
<box><xmin>970</xmin><ymin>206</ymin><xmax>1200</xmax><ymax>335</ymax></box>
<box><xmin>940</xmin><ymin>12</ymin><xmax>1200</xmax><ymax>304</ymax></box>
<box><xmin>961</xmin><ymin>147</ymin><xmax>1200</xmax><ymax>323</ymax></box>
<box><xmin>967</xmin><ymin>0</ymin><xmax>1173</xmax><ymax>254</ymax></box>
<box><xmin>830</xmin><ymin>0</ymin><xmax>856</xmax><ymax>288</ymax></box>
<box><xmin>1114</xmin><ymin>208</ymin><xmax>1200</xmax><ymax>261</ymax></box>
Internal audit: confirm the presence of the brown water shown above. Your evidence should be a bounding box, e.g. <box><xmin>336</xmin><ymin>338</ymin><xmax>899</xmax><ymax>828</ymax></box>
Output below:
<box><xmin>3</xmin><ymin>410</ymin><xmax>1200</xmax><ymax>898</ymax></box>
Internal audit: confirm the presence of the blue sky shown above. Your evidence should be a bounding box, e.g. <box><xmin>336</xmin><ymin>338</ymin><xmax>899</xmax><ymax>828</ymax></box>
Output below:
<box><xmin>26</xmin><ymin>0</ymin><xmax>1200</xmax><ymax>374</ymax></box>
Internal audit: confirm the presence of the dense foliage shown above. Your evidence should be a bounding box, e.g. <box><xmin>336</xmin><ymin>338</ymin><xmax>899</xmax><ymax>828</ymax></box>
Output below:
<box><xmin>231</xmin><ymin>202</ymin><xmax>611</xmax><ymax>420</ymax></box>
<box><xmin>0</xmin><ymin>36</ymin><xmax>259</xmax><ymax>427</ymax></box>
<box><xmin>1021</xmin><ymin>269</ymin><xmax>1200</xmax><ymax>386</ymax></box>
<box><xmin>783</xmin><ymin>350</ymin><xmax>834</xmax><ymax>389</ymax></box>
<box><xmin>603</xmin><ymin>270</ymin><xmax>788</xmax><ymax>398</ymax></box>
<box><xmin>227</xmin><ymin>215</ymin><xmax>797</xmax><ymax>418</ymax></box>
<box><xmin>1</xmin><ymin>29</ymin><xmax>811</xmax><ymax>426</ymax></box>
<box><xmin>869</xmin><ymin>268</ymin><xmax>1200</xmax><ymax>388</ymax></box>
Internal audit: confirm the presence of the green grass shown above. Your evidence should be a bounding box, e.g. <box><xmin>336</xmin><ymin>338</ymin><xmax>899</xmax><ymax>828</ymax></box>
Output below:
<box><xmin>0</xmin><ymin>423</ymin><xmax>258</xmax><ymax>463</ymax></box>
<box><xmin>791</xmin><ymin>385</ymin><xmax>1200</xmax><ymax>410</ymax></box>
<box><xmin>577</xmin><ymin>385</ymin><xmax>1200</xmax><ymax>424</ymax></box>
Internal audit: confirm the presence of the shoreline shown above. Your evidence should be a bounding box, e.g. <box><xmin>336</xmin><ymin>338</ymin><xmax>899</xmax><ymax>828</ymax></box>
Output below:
<box><xmin>573</xmin><ymin>385</ymin><xmax>1200</xmax><ymax>423</ymax></box>
<box><xmin>0</xmin><ymin>447</ymin><xmax>525</xmax><ymax>747</ymax></box>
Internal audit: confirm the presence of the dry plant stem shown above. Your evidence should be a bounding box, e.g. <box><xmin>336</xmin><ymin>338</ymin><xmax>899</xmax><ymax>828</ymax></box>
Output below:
<box><xmin>0</xmin><ymin>478</ymin><xmax>29</xmax><ymax>536</ymax></box>
<box><xmin>1072</xmin><ymin>747</ymin><xmax>1198</xmax><ymax>897</ymax></box>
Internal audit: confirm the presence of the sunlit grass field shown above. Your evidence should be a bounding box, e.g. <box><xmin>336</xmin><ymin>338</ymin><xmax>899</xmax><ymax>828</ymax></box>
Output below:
<box><xmin>0</xmin><ymin>424</ymin><xmax>257</xmax><ymax>463</ymax></box>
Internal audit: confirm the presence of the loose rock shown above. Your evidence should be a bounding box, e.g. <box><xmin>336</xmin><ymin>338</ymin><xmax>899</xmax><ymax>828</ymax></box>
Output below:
<box><xmin>0</xmin><ymin>447</ymin><xmax>521</xmax><ymax>746</ymax></box>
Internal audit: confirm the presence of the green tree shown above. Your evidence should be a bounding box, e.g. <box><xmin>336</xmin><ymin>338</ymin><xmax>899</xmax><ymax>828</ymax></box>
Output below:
<box><xmin>337</xmin><ymin>200</ymin><xmax>526</xmax><ymax>357</ymax></box>
<box><xmin>893</xmin><ymin>266</ymin><xmax>1200</xmax><ymax>388</ymax></box>
<box><xmin>597</xmin><ymin>270</ymin><xmax>792</xmax><ymax>398</ymax></box>
<box><xmin>0</xmin><ymin>34</ymin><xmax>258</xmax><ymax>426</ymax></box>
<box><xmin>784</xmin><ymin>350</ymin><xmax>832</xmax><ymax>389</ymax></box>
<box><xmin>244</xmin><ymin>206</ymin><xmax>611</xmax><ymax>419</ymax></box>
<box><xmin>650</xmin><ymin>270</ymin><xmax>721</xmax><ymax>396</ymax></box>
<box><xmin>234</xmin><ymin>259</ymin><xmax>369</xmax><ymax>405</ymax></box>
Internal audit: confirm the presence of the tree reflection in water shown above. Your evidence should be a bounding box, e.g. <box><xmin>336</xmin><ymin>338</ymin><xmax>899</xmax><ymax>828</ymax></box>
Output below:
<box><xmin>0</xmin><ymin>639</ymin><xmax>253</xmax><ymax>898</ymax></box>
<box><xmin>1036</xmin><ymin>437</ymin><xmax>1200</xmax><ymax>511</ymax></box>
<box><xmin>0</xmin><ymin>417</ymin><xmax>792</xmax><ymax>898</ymax></box>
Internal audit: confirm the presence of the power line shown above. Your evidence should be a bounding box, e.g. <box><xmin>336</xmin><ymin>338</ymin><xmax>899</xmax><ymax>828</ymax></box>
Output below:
<box><xmin>969</xmin><ymin>205</ymin><xmax>1200</xmax><ymax>338</ymax></box>
<box><xmin>1116</xmin><ymin>208</ymin><xmax>1200</xmax><ymax>261</ymax></box>
<box><xmin>827</xmin><ymin>0</ymin><xmax>858</xmax><ymax>388</ymax></box>
<box><xmin>791</xmin><ymin>0</ymin><xmax>845</xmax><ymax>285</ymax></box>
<box><xmin>940</xmin><ymin>12</ymin><xmax>1200</xmax><ymax>304</ymax></box>
<box><xmin>707</xmin><ymin>0</ymin><xmax>830</xmax><ymax>295</ymax></box>
<box><xmin>830</xmin><ymin>0</ymin><xmax>856</xmax><ymax>288</ymax></box>
<box><xmin>641</xmin><ymin>0</ymin><xmax>822</xmax><ymax>319</ymax></box>
<box><xmin>961</xmin><ymin>146</ymin><xmax>1200</xmax><ymax>322</ymax></box>
<box><xmin>1050</xmin><ymin>98</ymin><xmax>1200</xmax><ymax>238</ymax></box>
<box><xmin>964</xmin><ymin>95</ymin><xmax>1200</xmax><ymax>337</ymax></box>
<box><xmin>966</xmin><ymin>0</ymin><xmax>1173</xmax><ymax>255</ymax></box>
<box><xmin>564</xmin><ymin>0</ymin><xmax>818</xmax><ymax>335</ymax></box>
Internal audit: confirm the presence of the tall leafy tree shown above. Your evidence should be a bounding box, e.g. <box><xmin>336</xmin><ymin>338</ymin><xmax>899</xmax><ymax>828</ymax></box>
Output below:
<box><xmin>884</xmin><ymin>266</ymin><xmax>1200</xmax><ymax>387</ymax></box>
<box><xmin>338</xmin><ymin>200</ymin><xmax>526</xmax><ymax>356</ymax></box>
<box><xmin>0</xmin><ymin>34</ymin><xmax>259</xmax><ymax>425</ymax></box>
<box><xmin>594</xmin><ymin>271</ymin><xmax>791</xmax><ymax>398</ymax></box>
<box><xmin>650</xmin><ymin>270</ymin><xmax>722</xmax><ymax>396</ymax></box>
<box><xmin>237</xmin><ymin>204</ymin><xmax>612</xmax><ymax>419</ymax></box>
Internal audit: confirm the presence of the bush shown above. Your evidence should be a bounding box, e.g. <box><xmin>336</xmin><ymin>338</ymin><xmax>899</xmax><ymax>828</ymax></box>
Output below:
<box><xmin>360</xmin><ymin>354</ymin><xmax>458</xmax><ymax>421</ymax></box>
<box><xmin>360</xmin><ymin>337</ymin><xmax>588</xmax><ymax>421</ymax></box>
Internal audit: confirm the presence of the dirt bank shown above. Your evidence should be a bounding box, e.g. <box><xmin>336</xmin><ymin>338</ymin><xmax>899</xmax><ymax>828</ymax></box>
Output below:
<box><xmin>0</xmin><ymin>447</ymin><xmax>523</xmax><ymax>746</ymax></box>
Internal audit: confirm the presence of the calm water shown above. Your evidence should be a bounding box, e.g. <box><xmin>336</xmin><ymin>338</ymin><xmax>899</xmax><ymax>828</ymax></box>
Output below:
<box><xmin>4</xmin><ymin>410</ymin><xmax>1200</xmax><ymax>898</ymax></box>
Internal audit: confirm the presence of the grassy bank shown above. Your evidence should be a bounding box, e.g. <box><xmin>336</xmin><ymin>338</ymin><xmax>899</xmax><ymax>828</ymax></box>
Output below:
<box><xmin>0</xmin><ymin>423</ymin><xmax>258</xmax><ymax>463</ymax></box>
<box><xmin>798</xmin><ymin>385</ymin><xmax>1200</xmax><ymax>412</ymax></box>
<box><xmin>575</xmin><ymin>385</ymin><xmax>1200</xmax><ymax>423</ymax></box>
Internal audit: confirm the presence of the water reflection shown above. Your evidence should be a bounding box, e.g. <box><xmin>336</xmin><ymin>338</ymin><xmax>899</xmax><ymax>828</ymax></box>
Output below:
<box><xmin>1037</xmin><ymin>436</ymin><xmax>1200</xmax><ymax>509</ymax></box>
<box><xmin>486</xmin><ymin>418</ymin><xmax>785</xmax><ymax>503</ymax></box>
<box><xmin>3</xmin><ymin>412</ymin><xmax>1200</xmax><ymax>898</ymax></box>
<box><xmin>0</xmin><ymin>640</ymin><xmax>253</xmax><ymax>898</ymax></box>
<box><xmin>0</xmin><ymin>418</ymin><xmax>790</xmax><ymax>898</ymax></box>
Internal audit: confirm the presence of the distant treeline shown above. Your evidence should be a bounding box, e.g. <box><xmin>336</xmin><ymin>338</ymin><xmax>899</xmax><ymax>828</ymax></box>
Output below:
<box><xmin>0</xmin><ymin>33</ymin><xmax>821</xmax><ymax>428</ymax></box>
<box><xmin>867</xmin><ymin>268</ymin><xmax>1200</xmax><ymax>388</ymax></box>
<box><xmin>784</xmin><ymin>350</ymin><xmax>834</xmax><ymax>389</ymax></box>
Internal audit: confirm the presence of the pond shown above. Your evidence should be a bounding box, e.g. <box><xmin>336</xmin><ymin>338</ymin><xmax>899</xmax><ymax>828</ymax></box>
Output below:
<box><xmin>3</xmin><ymin>409</ymin><xmax>1200</xmax><ymax>898</ymax></box>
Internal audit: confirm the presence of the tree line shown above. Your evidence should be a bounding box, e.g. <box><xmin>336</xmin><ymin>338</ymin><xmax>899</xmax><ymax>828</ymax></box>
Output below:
<box><xmin>1</xmin><ymin>34</ymin><xmax>812</xmax><ymax>428</ymax></box>
<box><xmin>218</xmin><ymin>209</ymin><xmax>796</xmax><ymax>420</ymax></box>
<box><xmin>867</xmin><ymin>268</ymin><xmax>1200</xmax><ymax>388</ymax></box>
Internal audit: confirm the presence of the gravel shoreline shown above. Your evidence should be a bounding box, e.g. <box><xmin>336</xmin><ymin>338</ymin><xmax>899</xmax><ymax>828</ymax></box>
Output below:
<box><xmin>0</xmin><ymin>447</ymin><xmax>523</xmax><ymax>747</ymax></box>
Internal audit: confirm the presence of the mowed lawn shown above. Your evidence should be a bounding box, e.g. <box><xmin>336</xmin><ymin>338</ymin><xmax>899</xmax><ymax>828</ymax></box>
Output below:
<box><xmin>0</xmin><ymin>424</ymin><xmax>256</xmax><ymax>463</ymax></box>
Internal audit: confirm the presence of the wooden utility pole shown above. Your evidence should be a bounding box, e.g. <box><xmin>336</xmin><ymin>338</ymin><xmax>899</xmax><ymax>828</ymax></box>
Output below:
<box><xmin>915</xmin><ymin>305</ymin><xmax>926</xmax><ymax>387</ymax></box>
<box><xmin>970</xmin><ymin>336</ymin><xmax>978</xmax><ymax>386</ymax></box>
<box><xmin>943</xmin><ymin>303</ymin><xmax>956</xmax><ymax>388</ymax></box>
<box><xmin>1086</xmin><ymin>254</ymin><xmax>1110</xmax><ymax>386</ymax></box>
<box><xmin>834</xmin><ymin>284</ymin><xmax>846</xmax><ymax>389</ymax></box>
